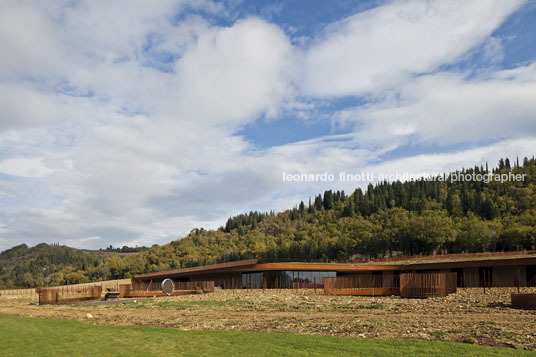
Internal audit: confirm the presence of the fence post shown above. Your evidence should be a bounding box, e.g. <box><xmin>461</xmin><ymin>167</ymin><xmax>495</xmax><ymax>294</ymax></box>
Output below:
<box><xmin>516</xmin><ymin>269</ymin><xmax>520</xmax><ymax>293</ymax></box>
<box><xmin>372</xmin><ymin>275</ymin><xmax>375</xmax><ymax>298</ymax></box>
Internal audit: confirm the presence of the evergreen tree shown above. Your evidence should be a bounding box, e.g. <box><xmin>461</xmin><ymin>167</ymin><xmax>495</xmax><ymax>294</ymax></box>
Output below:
<box><xmin>314</xmin><ymin>195</ymin><xmax>323</xmax><ymax>210</ymax></box>
<box><xmin>323</xmin><ymin>190</ymin><xmax>333</xmax><ymax>210</ymax></box>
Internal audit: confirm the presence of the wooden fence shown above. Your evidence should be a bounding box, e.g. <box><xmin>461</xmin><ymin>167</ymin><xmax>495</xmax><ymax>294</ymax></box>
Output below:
<box><xmin>447</xmin><ymin>272</ymin><xmax>457</xmax><ymax>294</ymax></box>
<box><xmin>124</xmin><ymin>280</ymin><xmax>215</xmax><ymax>297</ymax></box>
<box><xmin>325</xmin><ymin>272</ymin><xmax>457</xmax><ymax>297</ymax></box>
<box><xmin>175</xmin><ymin>281</ymin><xmax>215</xmax><ymax>292</ymax></box>
<box><xmin>400</xmin><ymin>272</ymin><xmax>457</xmax><ymax>297</ymax></box>
<box><xmin>0</xmin><ymin>279</ymin><xmax>131</xmax><ymax>302</ymax></box>
<box><xmin>37</xmin><ymin>285</ymin><xmax>102</xmax><ymax>304</ymax></box>
<box><xmin>0</xmin><ymin>288</ymin><xmax>38</xmax><ymax>299</ymax></box>
<box><xmin>511</xmin><ymin>293</ymin><xmax>536</xmax><ymax>310</ymax></box>
<box><xmin>324</xmin><ymin>275</ymin><xmax>399</xmax><ymax>296</ymax></box>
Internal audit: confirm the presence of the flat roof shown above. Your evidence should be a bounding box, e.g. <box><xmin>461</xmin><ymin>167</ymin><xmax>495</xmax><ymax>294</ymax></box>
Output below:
<box><xmin>237</xmin><ymin>263</ymin><xmax>402</xmax><ymax>273</ymax></box>
<box><xmin>133</xmin><ymin>253</ymin><xmax>536</xmax><ymax>280</ymax></box>
<box><xmin>134</xmin><ymin>259</ymin><xmax>259</xmax><ymax>279</ymax></box>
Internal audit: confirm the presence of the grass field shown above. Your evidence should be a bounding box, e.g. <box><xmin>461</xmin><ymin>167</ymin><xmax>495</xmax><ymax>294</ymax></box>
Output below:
<box><xmin>0</xmin><ymin>315</ymin><xmax>534</xmax><ymax>356</ymax></box>
<box><xmin>2</xmin><ymin>289</ymin><xmax>536</xmax><ymax>349</ymax></box>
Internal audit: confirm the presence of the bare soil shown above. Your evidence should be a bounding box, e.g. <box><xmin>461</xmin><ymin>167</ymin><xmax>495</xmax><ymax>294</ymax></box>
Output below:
<box><xmin>1</xmin><ymin>287</ymin><xmax>536</xmax><ymax>350</ymax></box>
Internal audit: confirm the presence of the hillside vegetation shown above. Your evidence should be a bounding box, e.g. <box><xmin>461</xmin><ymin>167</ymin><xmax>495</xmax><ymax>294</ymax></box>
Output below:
<box><xmin>1</xmin><ymin>158</ymin><xmax>535</xmax><ymax>289</ymax></box>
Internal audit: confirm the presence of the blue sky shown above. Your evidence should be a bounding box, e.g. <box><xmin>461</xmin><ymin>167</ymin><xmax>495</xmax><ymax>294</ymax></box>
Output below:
<box><xmin>0</xmin><ymin>0</ymin><xmax>535</xmax><ymax>251</ymax></box>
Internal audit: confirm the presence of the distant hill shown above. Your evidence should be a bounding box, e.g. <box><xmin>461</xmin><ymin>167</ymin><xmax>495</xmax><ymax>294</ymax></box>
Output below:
<box><xmin>1</xmin><ymin>157</ymin><xmax>535</xmax><ymax>289</ymax></box>
<box><xmin>0</xmin><ymin>243</ymin><xmax>142</xmax><ymax>289</ymax></box>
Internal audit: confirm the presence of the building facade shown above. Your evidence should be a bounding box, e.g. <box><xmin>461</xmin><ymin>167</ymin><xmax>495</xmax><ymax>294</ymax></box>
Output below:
<box><xmin>132</xmin><ymin>252</ymin><xmax>536</xmax><ymax>290</ymax></box>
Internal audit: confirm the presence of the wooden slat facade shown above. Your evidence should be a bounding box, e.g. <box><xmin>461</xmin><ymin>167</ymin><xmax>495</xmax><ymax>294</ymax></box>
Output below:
<box><xmin>324</xmin><ymin>272</ymin><xmax>457</xmax><ymax>297</ymax></box>
<box><xmin>123</xmin><ymin>280</ymin><xmax>215</xmax><ymax>298</ymax></box>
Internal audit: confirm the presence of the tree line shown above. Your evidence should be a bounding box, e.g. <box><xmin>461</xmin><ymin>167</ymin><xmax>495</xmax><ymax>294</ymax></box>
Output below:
<box><xmin>1</xmin><ymin>157</ymin><xmax>534</xmax><ymax>288</ymax></box>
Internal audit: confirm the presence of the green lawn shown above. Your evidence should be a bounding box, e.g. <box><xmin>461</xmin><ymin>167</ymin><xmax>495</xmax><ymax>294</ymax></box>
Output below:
<box><xmin>0</xmin><ymin>315</ymin><xmax>533</xmax><ymax>357</ymax></box>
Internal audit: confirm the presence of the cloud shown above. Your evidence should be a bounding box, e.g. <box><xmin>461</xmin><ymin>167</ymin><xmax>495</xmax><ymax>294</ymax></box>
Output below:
<box><xmin>169</xmin><ymin>17</ymin><xmax>296</xmax><ymax>125</ymax></box>
<box><xmin>0</xmin><ymin>157</ymin><xmax>56</xmax><ymax>178</ymax></box>
<box><xmin>0</xmin><ymin>1</ymin><xmax>68</xmax><ymax>78</ymax></box>
<box><xmin>482</xmin><ymin>36</ymin><xmax>505</xmax><ymax>63</ymax></box>
<box><xmin>363</xmin><ymin>138</ymin><xmax>536</xmax><ymax>179</ymax></box>
<box><xmin>0</xmin><ymin>0</ymin><xmax>534</xmax><ymax>252</ymax></box>
<box><xmin>302</xmin><ymin>0</ymin><xmax>525</xmax><ymax>96</ymax></box>
<box><xmin>1</xmin><ymin>134</ymin><xmax>534</xmax><ymax>251</ymax></box>
<box><xmin>0</xmin><ymin>6</ymin><xmax>298</xmax><ymax>250</ymax></box>
<box><xmin>343</xmin><ymin>62</ymin><xmax>536</xmax><ymax>146</ymax></box>
<box><xmin>0</xmin><ymin>83</ymin><xmax>61</xmax><ymax>129</ymax></box>
<box><xmin>0</xmin><ymin>0</ymin><xmax>222</xmax><ymax>77</ymax></box>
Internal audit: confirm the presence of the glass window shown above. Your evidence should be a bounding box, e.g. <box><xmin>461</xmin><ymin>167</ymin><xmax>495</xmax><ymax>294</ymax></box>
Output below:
<box><xmin>241</xmin><ymin>271</ymin><xmax>336</xmax><ymax>289</ymax></box>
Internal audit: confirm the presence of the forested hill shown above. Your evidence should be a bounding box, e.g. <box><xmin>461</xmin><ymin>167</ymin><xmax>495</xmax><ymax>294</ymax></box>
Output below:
<box><xmin>1</xmin><ymin>157</ymin><xmax>535</xmax><ymax>289</ymax></box>
<box><xmin>0</xmin><ymin>243</ymin><xmax>146</xmax><ymax>288</ymax></box>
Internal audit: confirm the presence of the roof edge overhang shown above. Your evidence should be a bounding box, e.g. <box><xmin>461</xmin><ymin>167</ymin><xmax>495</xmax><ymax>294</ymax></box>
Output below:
<box><xmin>133</xmin><ymin>259</ymin><xmax>259</xmax><ymax>279</ymax></box>
<box><xmin>241</xmin><ymin>263</ymin><xmax>402</xmax><ymax>272</ymax></box>
<box><xmin>403</xmin><ymin>256</ymin><xmax>536</xmax><ymax>270</ymax></box>
<box><xmin>132</xmin><ymin>256</ymin><xmax>536</xmax><ymax>280</ymax></box>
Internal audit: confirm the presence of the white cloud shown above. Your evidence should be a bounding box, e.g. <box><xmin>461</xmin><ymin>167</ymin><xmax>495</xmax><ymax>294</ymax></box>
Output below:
<box><xmin>0</xmin><ymin>5</ymin><xmax>298</xmax><ymax>250</ymax></box>
<box><xmin>0</xmin><ymin>1</ymin><xmax>68</xmax><ymax>78</ymax></box>
<box><xmin>364</xmin><ymin>138</ymin><xmax>536</xmax><ymax>179</ymax></box>
<box><xmin>169</xmin><ymin>17</ymin><xmax>296</xmax><ymax>125</ymax></box>
<box><xmin>0</xmin><ymin>0</ymin><xmax>222</xmax><ymax>78</ymax></box>
<box><xmin>344</xmin><ymin>62</ymin><xmax>536</xmax><ymax>146</ymax></box>
<box><xmin>302</xmin><ymin>0</ymin><xmax>525</xmax><ymax>96</ymax></box>
<box><xmin>0</xmin><ymin>157</ymin><xmax>56</xmax><ymax>178</ymax></box>
<box><xmin>0</xmin><ymin>0</ymin><xmax>534</xmax><ymax>252</ymax></box>
<box><xmin>482</xmin><ymin>36</ymin><xmax>505</xmax><ymax>63</ymax></box>
<box><xmin>0</xmin><ymin>83</ymin><xmax>61</xmax><ymax>129</ymax></box>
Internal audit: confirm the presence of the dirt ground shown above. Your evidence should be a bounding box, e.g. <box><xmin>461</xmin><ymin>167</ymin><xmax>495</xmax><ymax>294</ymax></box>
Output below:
<box><xmin>1</xmin><ymin>287</ymin><xmax>536</xmax><ymax>351</ymax></box>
